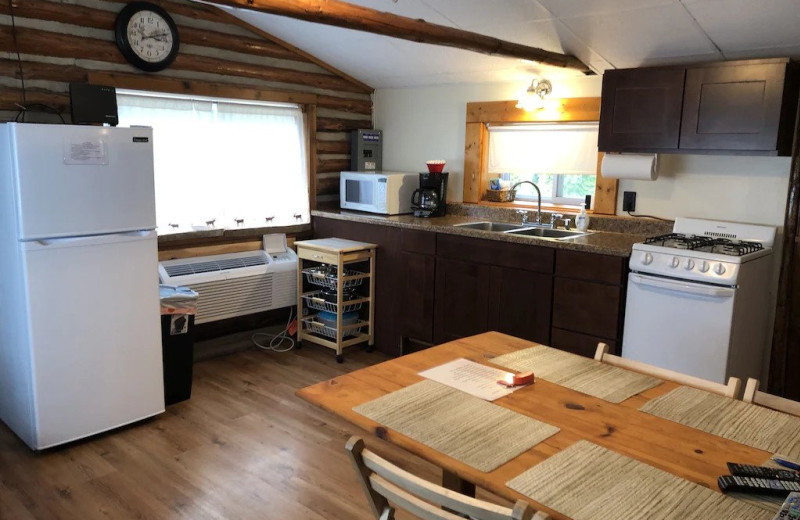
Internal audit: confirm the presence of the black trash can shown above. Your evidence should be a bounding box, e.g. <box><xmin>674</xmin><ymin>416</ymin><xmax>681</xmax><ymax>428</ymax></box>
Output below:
<box><xmin>159</xmin><ymin>285</ymin><xmax>199</xmax><ymax>405</ymax></box>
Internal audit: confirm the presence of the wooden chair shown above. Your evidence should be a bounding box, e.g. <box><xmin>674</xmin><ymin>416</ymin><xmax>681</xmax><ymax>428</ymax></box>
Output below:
<box><xmin>742</xmin><ymin>378</ymin><xmax>800</xmax><ymax>416</ymax></box>
<box><xmin>594</xmin><ymin>343</ymin><xmax>742</xmax><ymax>399</ymax></box>
<box><xmin>345</xmin><ymin>436</ymin><xmax>550</xmax><ymax>520</ymax></box>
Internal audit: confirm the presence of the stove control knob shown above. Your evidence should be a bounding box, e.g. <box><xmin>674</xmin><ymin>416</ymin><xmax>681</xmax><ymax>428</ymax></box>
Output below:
<box><xmin>699</xmin><ymin>261</ymin><xmax>710</xmax><ymax>273</ymax></box>
<box><xmin>642</xmin><ymin>252</ymin><xmax>653</xmax><ymax>265</ymax></box>
<box><xmin>684</xmin><ymin>259</ymin><xmax>695</xmax><ymax>270</ymax></box>
<box><xmin>714</xmin><ymin>263</ymin><xmax>727</xmax><ymax>275</ymax></box>
<box><xmin>670</xmin><ymin>257</ymin><xmax>680</xmax><ymax>268</ymax></box>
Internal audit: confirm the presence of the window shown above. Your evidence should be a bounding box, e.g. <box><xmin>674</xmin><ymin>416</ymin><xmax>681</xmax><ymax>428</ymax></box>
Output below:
<box><xmin>117</xmin><ymin>90</ymin><xmax>309</xmax><ymax>234</ymax></box>
<box><xmin>487</xmin><ymin>122</ymin><xmax>599</xmax><ymax>206</ymax></box>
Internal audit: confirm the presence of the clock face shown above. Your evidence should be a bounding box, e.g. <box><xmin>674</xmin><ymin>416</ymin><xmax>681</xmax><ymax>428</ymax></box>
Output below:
<box><xmin>115</xmin><ymin>2</ymin><xmax>180</xmax><ymax>72</ymax></box>
<box><xmin>126</xmin><ymin>11</ymin><xmax>174</xmax><ymax>63</ymax></box>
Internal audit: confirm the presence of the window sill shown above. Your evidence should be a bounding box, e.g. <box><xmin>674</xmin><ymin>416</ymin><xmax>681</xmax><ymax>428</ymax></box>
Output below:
<box><xmin>157</xmin><ymin>223</ymin><xmax>312</xmax><ymax>245</ymax></box>
<box><xmin>475</xmin><ymin>200</ymin><xmax>589</xmax><ymax>215</ymax></box>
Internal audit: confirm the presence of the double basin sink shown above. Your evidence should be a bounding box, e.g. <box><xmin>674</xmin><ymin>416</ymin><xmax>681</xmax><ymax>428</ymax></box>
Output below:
<box><xmin>453</xmin><ymin>221</ymin><xmax>590</xmax><ymax>240</ymax></box>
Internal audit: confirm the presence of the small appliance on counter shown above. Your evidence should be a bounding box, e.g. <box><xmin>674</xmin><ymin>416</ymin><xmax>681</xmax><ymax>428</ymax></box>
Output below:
<box><xmin>339</xmin><ymin>171</ymin><xmax>417</xmax><ymax>215</ymax></box>
<box><xmin>411</xmin><ymin>163</ymin><xmax>448</xmax><ymax>218</ymax></box>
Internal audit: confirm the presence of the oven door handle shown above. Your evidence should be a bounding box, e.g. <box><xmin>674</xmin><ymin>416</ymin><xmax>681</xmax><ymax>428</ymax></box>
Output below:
<box><xmin>629</xmin><ymin>273</ymin><xmax>734</xmax><ymax>298</ymax></box>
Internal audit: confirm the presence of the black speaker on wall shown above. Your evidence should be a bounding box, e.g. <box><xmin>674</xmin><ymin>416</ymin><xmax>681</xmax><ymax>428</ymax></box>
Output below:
<box><xmin>69</xmin><ymin>83</ymin><xmax>119</xmax><ymax>126</ymax></box>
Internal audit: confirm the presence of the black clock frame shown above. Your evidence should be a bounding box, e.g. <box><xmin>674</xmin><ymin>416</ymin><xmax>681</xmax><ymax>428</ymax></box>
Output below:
<box><xmin>114</xmin><ymin>2</ymin><xmax>180</xmax><ymax>72</ymax></box>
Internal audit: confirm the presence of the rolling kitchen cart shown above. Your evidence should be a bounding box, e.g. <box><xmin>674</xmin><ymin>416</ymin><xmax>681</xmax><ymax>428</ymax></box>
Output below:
<box><xmin>295</xmin><ymin>238</ymin><xmax>376</xmax><ymax>362</ymax></box>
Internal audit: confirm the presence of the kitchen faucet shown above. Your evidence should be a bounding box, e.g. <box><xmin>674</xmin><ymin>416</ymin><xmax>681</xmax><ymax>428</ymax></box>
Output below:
<box><xmin>511</xmin><ymin>180</ymin><xmax>543</xmax><ymax>226</ymax></box>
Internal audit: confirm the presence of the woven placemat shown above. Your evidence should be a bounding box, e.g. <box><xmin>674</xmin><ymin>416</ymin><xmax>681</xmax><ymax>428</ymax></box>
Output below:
<box><xmin>507</xmin><ymin>440</ymin><xmax>772</xmax><ymax>520</ymax></box>
<box><xmin>640</xmin><ymin>386</ymin><xmax>800</xmax><ymax>460</ymax></box>
<box><xmin>353</xmin><ymin>380</ymin><xmax>559</xmax><ymax>472</ymax></box>
<box><xmin>491</xmin><ymin>346</ymin><xmax>661</xmax><ymax>403</ymax></box>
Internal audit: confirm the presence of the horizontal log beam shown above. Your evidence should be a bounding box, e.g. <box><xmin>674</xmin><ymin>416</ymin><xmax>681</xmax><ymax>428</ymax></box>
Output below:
<box><xmin>0</xmin><ymin>88</ymin><xmax>68</xmax><ymax>111</ymax></box>
<box><xmin>317</xmin><ymin>158</ymin><xmax>349</xmax><ymax>173</ymax></box>
<box><xmin>316</xmin><ymin>175</ymin><xmax>340</xmax><ymax>196</ymax></box>
<box><xmin>206</xmin><ymin>0</ymin><xmax>590</xmax><ymax>72</ymax></box>
<box><xmin>316</xmin><ymin>140</ymin><xmax>349</xmax><ymax>154</ymax></box>
<box><xmin>88</xmin><ymin>71</ymin><xmax>321</xmax><ymax>105</ymax></box>
<box><xmin>317</xmin><ymin>116</ymin><xmax>370</xmax><ymax>132</ymax></box>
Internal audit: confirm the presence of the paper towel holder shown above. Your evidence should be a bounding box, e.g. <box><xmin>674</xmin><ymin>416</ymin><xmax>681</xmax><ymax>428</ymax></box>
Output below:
<box><xmin>602</xmin><ymin>152</ymin><xmax>659</xmax><ymax>181</ymax></box>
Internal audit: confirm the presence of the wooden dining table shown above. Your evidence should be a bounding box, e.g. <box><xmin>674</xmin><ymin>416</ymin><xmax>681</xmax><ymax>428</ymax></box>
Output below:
<box><xmin>296</xmin><ymin>331</ymin><xmax>779</xmax><ymax>520</ymax></box>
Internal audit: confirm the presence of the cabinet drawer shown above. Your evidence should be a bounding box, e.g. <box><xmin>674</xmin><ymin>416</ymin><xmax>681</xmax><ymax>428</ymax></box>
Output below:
<box><xmin>401</xmin><ymin>229</ymin><xmax>436</xmax><ymax>255</ymax></box>
<box><xmin>297</xmin><ymin>248</ymin><xmax>339</xmax><ymax>265</ymax></box>
<box><xmin>437</xmin><ymin>233</ymin><xmax>554</xmax><ymax>274</ymax></box>
<box><xmin>550</xmin><ymin>327</ymin><xmax>618</xmax><ymax>358</ymax></box>
<box><xmin>552</xmin><ymin>278</ymin><xmax>623</xmax><ymax>340</ymax></box>
<box><xmin>555</xmin><ymin>250</ymin><xmax>627</xmax><ymax>285</ymax></box>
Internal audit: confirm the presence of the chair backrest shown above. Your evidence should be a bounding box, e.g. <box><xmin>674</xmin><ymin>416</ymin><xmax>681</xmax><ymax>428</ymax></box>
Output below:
<box><xmin>345</xmin><ymin>436</ymin><xmax>550</xmax><ymax>520</ymax></box>
<box><xmin>594</xmin><ymin>343</ymin><xmax>742</xmax><ymax>399</ymax></box>
<box><xmin>742</xmin><ymin>378</ymin><xmax>800</xmax><ymax>416</ymax></box>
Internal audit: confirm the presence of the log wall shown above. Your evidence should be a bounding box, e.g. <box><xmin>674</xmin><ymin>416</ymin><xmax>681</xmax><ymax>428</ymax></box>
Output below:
<box><xmin>0</xmin><ymin>0</ymin><xmax>372</xmax><ymax>204</ymax></box>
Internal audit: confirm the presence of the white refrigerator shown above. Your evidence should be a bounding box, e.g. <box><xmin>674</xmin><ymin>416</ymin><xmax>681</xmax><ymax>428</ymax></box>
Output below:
<box><xmin>0</xmin><ymin>123</ymin><xmax>165</xmax><ymax>450</ymax></box>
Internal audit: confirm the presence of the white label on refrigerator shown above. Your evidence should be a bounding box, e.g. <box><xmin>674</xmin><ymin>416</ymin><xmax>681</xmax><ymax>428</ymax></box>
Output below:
<box><xmin>64</xmin><ymin>138</ymin><xmax>108</xmax><ymax>165</ymax></box>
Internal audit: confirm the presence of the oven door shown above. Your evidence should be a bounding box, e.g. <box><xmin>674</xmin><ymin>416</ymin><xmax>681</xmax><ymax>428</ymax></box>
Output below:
<box><xmin>621</xmin><ymin>272</ymin><xmax>736</xmax><ymax>383</ymax></box>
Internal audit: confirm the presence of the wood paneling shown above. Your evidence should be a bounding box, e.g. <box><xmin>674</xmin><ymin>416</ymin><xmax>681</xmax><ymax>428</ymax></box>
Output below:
<box><xmin>0</xmin><ymin>0</ymin><xmax>373</xmax><ymax>211</ymax></box>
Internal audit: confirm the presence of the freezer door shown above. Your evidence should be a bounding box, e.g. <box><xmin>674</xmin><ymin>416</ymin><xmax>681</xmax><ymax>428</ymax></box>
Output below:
<box><xmin>23</xmin><ymin>231</ymin><xmax>164</xmax><ymax>448</ymax></box>
<box><xmin>9</xmin><ymin>124</ymin><xmax>156</xmax><ymax>240</ymax></box>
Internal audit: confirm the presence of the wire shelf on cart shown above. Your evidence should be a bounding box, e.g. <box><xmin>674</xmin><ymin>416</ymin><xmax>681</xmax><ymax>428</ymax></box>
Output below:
<box><xmin>301</xmin><ymin>316</ymin><xmax>367</xmax><ymax>339</ymax></box>
<box><xmin>302</xmin><ymin>267</ymin><xmax>367</xmax><ymax>290</ymax></box>
<box><xmin>302</xmin><ymin>290</ymin><xmax>365</xmax><ymax>313</ymax></box>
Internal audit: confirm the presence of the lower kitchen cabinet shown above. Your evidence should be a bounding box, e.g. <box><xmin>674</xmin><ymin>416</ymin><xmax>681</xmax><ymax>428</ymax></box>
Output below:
<box><xmin>551</xmin><ymin>249</ymin><xmax>628</xmax><ymax>356</ymax></box>
<box><xmin>400</xmin><ymin>229</ymin><xmax>436</xmax><ymax>346</ymax></box>
<box><xmin>433</xmin><ymin>258</ymin><xmax>491</xmax><ymax>342</ymax></box>
<box><xmin>433</xmin><ymin>234</ymin><xmax>553</xmax><ymax>345</ymax></box>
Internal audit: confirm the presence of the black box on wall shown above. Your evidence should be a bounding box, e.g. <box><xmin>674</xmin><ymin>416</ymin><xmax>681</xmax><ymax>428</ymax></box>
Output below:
<box><xmin>350</xmin><ymin>129</ymin><xmax>382</xmax><ymax>171</ymax></box>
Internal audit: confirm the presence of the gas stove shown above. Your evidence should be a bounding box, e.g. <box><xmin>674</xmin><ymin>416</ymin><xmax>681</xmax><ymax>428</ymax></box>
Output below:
<box><xmin>623</xmin><ymin>217</ymin><xmax>778</xmax><ymax>384</ymax></box>
<box><xmin>629</xmin><ymin>217</ymin><xmax>776</xmax><ymax>285</ymax></box>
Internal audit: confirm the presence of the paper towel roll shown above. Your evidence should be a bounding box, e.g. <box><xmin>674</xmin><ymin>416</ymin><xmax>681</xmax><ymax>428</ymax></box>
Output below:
<box><xmin>601</xmin><ymin>154</ymin><xmax>659</xmax><ymax>180</ymax></box>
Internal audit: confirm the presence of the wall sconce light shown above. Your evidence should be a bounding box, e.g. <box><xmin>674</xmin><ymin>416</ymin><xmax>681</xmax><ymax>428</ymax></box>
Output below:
<box><xmin>516</xmin><ymin>79</ymin><xmax>552</xmax><ymax>111</ymax></box>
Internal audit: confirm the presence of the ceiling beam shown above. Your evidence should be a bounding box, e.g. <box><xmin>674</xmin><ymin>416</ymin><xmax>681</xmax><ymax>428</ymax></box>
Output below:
<box><xmin>203</xmin><ymin>0</ymin><xmax>591</xmax><ymax>73</ymax></box>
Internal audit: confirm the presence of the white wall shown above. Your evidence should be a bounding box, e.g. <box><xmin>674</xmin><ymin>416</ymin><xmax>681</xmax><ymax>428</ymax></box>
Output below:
<box><xmin>374</xmin><ymin>76</ymin><xmax>792</xmax><ymax>227</ymax></box>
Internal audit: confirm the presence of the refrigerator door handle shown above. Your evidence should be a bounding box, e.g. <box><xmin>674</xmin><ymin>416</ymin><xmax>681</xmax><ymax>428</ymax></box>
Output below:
<box><xmin>31</xmin><ymin>230</ymin><xmax>155</xmax><ymax>248</ymax></box>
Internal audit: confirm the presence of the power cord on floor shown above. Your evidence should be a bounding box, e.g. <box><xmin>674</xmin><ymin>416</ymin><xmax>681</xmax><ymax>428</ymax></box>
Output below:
<box><xmin>252</xmin><ymin>307</ymin><xmax>296</xmax><ymax>353</ymax></box>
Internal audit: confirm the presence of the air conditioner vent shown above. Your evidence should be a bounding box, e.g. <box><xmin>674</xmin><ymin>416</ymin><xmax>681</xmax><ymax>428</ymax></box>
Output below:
<box><xmin>163</xmin><ymin>254</ymin><xmax>267</xmax><ymax>278</ymax></box>
<box><xmin>158</xmin><ymin>249</ymin><xmax>297</xmax><ymax>324</ymax></box>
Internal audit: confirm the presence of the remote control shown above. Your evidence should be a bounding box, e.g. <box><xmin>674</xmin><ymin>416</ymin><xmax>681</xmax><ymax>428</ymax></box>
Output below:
<box><xmin>727</xmin><ymin>463</ymin><xmax>800</xmax><ymax>481</ymax></box>
<box><xmin>718</xmin><ymin>475</ymin><xmax>800</xmax><ymax>496</ymax></box>
<box><xmin>772</xmin><ymin>492</ymin><xmax>800</xmax><ymax>520</ymax></box>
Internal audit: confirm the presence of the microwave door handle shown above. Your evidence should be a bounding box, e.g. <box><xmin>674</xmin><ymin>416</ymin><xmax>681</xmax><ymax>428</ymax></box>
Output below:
<box><xmin>630</xmin><ymin>273</ymin><xmax>734</xmax><ymax>298</ymax></box>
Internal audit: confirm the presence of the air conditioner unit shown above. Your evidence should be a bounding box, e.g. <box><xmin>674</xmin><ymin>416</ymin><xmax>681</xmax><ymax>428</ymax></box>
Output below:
<box><xmin>158</xmin><ymin>247</ymin><xmax>297</xmax><ymax>325</ymax></box>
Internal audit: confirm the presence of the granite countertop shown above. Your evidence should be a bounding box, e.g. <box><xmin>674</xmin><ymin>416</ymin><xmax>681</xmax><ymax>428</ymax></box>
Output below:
<box><xmin>312</xmin><ymin>205</ymin><xmax>672</xmax><ymax>257</ymax></box>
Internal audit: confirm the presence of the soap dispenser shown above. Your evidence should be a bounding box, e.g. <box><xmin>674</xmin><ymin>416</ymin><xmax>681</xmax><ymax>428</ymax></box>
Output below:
<box><xmin>575</xmin><ymin>203</ymin><xmax>590</xmax><ymax>231</ymax></box>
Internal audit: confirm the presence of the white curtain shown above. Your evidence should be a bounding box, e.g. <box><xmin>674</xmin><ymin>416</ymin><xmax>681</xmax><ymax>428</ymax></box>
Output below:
<box><xmin>488</xmin><ymin>123</ymin><xmax>599</xmax><ymax>176</ymax></box>
<box><xmin>118</xmin><ymin>92</ymin><xmax>309</xmax><ymax>233</ymax></box>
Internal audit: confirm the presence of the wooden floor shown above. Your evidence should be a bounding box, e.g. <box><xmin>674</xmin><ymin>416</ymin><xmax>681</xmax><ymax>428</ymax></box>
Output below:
<box><xmin>0</xmin><ymin>340</ymin><xmax>449</xmax><ymax>519</ymax></box>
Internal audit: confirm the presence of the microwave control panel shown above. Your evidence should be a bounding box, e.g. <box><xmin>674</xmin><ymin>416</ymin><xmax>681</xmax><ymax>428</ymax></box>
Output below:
<box><xmin>376</xmin><ymin>178</ymin><xmax>387</xmax><ymax>209</ymax></box>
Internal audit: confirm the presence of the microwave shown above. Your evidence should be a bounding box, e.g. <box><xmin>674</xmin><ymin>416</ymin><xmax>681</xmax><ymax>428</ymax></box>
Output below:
<box><xmin>340</xmin><ymin>171</ymin><xmax>417</xmax><ymax>215</ymax></box>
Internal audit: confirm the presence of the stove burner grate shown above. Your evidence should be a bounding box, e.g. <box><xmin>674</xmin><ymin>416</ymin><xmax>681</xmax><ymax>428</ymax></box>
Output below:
<box><xmin>644</xmin><ymin>233</ymin><xmax>716</xmax><ymax>250</ymax></box>
<box><xmin>709</xmin><ymin>239</ymin><xmax>764</xmax><ymax>256</ymax></box>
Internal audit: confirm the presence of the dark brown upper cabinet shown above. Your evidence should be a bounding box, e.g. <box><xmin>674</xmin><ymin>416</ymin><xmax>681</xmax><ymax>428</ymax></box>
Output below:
<box><xmin>599</xmin><ymin>59</ymin><xmax>800</xmax><ymax>155</ymax></box>
<box><xmin>598</xmin><ymin>68</ymin><xmax>686</xmax><ymax>151</ymax></box>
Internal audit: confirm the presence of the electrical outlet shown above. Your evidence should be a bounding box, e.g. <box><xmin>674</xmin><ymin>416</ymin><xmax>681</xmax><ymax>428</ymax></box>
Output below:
<box><xmin>622</xmin><ymin>191</ymin><xmax>637</xmax><ymax>212</ymax></box>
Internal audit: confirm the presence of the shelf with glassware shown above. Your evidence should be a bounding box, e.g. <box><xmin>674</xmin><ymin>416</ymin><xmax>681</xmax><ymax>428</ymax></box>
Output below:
<box><xmin>295</xmin><ymin>238</ymin><xmax>377</xmax><ymax>363</ymax></box>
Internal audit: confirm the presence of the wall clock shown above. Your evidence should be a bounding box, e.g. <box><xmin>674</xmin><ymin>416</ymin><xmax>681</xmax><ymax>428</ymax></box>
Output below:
<box><xmin>115</xmin><ymin>2</ymin><xmax>180</xmax><ymax>72</ymax></box>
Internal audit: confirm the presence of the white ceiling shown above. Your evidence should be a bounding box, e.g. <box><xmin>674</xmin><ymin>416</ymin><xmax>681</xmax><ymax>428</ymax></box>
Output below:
<box><xmin>224</xmin><ymin>0</ymin><xmax>800</xmax><ymax>89</ymax></box>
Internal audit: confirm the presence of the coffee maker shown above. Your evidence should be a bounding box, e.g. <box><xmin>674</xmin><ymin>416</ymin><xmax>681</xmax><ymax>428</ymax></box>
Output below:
<box><xmin>411</xmin><ymin>172</ymin><xmax>448</xmax><ymax>217</ymax></box>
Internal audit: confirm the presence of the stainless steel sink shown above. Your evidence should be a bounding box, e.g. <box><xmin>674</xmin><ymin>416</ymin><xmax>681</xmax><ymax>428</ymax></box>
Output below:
<box><xmin>453</xmin><ymin>221</ymin><xmax>590</xmax><ymax>240</ymax></box>
<box><xmin>506</xmin><ymin>227</ymin><xmax>590</xmax><ymax>239</ymax></box>
<box><xmin>453</xmin><ymin>221</ymin><xmax>523</xmax><ymax>232</ymax></box>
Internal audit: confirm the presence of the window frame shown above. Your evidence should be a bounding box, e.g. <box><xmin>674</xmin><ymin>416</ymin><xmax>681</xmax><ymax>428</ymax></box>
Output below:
<box><xmin>463</xmin><ymin>98</ymin><xmax>618</xmax><ymax>215</ymax></box>
<box><xmin>88</xmin><ymin>72</ymin><xmax>318</xmax><ymax>246</ymax></box>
